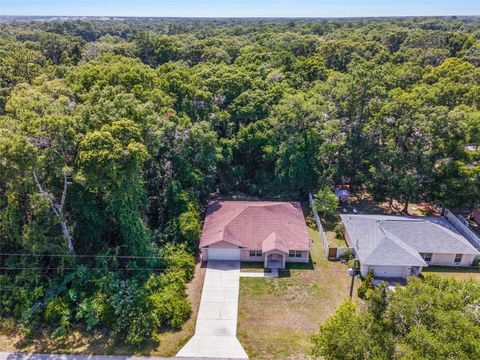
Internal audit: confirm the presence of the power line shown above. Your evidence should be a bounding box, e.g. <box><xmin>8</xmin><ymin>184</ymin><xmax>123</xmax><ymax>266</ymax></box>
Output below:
<box><xmin>0</xmin><ymin>253</ymin><xmax>163</xmax><ymax>259</ymax></box>
<box><xmin>0</xmin><ymin>267</ymin><xmax>165</xmax><ymax>271</ymax></box>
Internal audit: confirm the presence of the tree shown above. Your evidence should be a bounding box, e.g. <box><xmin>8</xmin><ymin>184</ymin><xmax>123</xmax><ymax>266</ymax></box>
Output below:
<box><xmin>312</xmin><ymin>275</ymin><xmax>480</xmax><ymax>360</ymax></box>
<box><xmin>314</xmin><ymin>187</ymin><xmax>339</xmax><ymax>219</ymax></box>
<box><xmin>311</xmin><ymin>301</ymin><xmax>394</xmax><ymax>360</ymax></box>
<box><xmin>2</xmin><ymin>16</ymin><xmax>480</xmax><ymax>348</ymax></box>
<box><xmin>270</xmin><ymin>92</ymin><xmax>339</xmax><ymax>195</ymax></box>
<box><xmin>79</xmin><ymin>119</ymin><xmax>150</xmax><ymax>256</ymax></box>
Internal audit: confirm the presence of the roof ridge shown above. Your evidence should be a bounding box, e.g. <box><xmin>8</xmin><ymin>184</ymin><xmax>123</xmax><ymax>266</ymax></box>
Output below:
<box><xmin>380</xmin><ymin>223</ymin><xmax>427</xmax><ymax>265</ymax></box>
<box><xmin>428</xmin><ymin>221</ymin><xmax>478</xmax><ymax>251</ymax></box>
<box><xmin>221</xmin><ymin>206</ymin><xmax>252</xmax><ymax>246</ymax></box>
<box><xmin>262</xmin><ymin>204</ymin><xmax>306</xmax><ymax>240</ymax></box>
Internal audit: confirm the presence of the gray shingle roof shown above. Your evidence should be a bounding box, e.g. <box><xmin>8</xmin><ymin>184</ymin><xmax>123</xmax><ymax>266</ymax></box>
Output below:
<box><xmin>341</xmin><ymin>214</ymin><xmax>479</xmax><ymax>267</ymax></box>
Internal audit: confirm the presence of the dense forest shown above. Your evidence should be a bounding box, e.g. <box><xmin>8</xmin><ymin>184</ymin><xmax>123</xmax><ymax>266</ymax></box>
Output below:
<box><xmin>0</xmin><ymin>17</ymin><xmax>479</xmax><ymax>345</ymax></box>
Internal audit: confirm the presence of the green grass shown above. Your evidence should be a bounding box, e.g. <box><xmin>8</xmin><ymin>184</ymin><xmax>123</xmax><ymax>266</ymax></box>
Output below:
<box><xmin>325</xmin><ymin>230</ymin><xmax>348</xmax><ymax>248</ymax></box>
<box><xmin>422</xmin><ymin>266</ymin><xmax>480</xmax><ymax>281</ymax></box>
<box><xmin>241</xmin><ymin>262</ymin><xmax>271</xmax><ymax>273</ymax></box>
<box><xmin>237</xmin><ymin>223</ymin><xmax>361</xmax><ymax>360</ymax></box>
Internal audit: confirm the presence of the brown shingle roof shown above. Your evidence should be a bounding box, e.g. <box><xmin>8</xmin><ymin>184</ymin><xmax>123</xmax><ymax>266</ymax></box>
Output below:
<box><xmin>200</xmin><ymin>201</ymin><xmax>311</xmax><ymax>251</ymax></box>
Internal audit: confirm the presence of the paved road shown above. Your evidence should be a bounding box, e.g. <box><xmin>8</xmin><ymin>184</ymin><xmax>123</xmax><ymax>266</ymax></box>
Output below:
<box><xmin>176</xmin><ymin>261</ymin><xmax>248</xmax><ymax>359</ymax></box>
<box><xmin>0</xmin><ymin>353</ymin><xmax>237</xmax><ymax>360</ymax></box>
<box><xmin>0</xmin><ymin>354</ymin><xmax>171</xmax><ymax>360</ymax></box>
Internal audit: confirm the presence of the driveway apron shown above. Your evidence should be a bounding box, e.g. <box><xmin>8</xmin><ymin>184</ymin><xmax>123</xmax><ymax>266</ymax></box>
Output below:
<box><xmin>176</xmin><ymin>261</ymin><xmax>248</xmax><ymax>359</ymax></box>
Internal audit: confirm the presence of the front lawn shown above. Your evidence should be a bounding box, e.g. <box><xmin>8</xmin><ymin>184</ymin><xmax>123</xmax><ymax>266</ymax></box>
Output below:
<box><xmin>422</xmin><ymin>266</ymin><xmax>480</xmax><ymax>281</ymax></box>
<box><xmin>237</xmin><ymin>222</ymin><xmax>361</xmax><ymax>360</ymax></box>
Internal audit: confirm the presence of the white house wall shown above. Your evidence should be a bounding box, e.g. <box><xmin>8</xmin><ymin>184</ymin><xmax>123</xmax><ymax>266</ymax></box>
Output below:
<box><xmin>431</xmin><ymin>253</ymin><xmax>474</xmax><ymax>266</ymax></box>
<box><xmin>202</xmin><ymin>248</ymin><xmax>309</xmax><ymax>263</ymax></box>
<box><xmin>286</xmin><ymin>251</ymin><xmax>309</xmax><ymax>263</ymax></box>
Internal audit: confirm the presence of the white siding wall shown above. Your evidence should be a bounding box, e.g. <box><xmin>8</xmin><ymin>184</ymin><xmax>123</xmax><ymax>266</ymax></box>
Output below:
<box><xmin>241</xmin><ymin>249</ymin><xmax>264</xmax><ymax>262</ymax></box>
<box><xmin>286</xmin><ymin>251</ymin><xmax>309</xmax><ymax>263</ymax></box>
<box><xmin>431</xmin><ymin>253</ymin><xmax>474</xmax><ymax>266</ymax></box>
<box><xmin>204</xmin><ymin>247</ymin><xmax>310</xmax><ymax>264</ymax></box>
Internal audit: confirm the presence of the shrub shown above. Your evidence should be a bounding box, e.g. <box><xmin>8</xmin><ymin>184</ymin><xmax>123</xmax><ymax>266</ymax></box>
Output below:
<box><xmin>178</xmin><ymin>205</ymin><xmax>202</xmax><ymax>250</ymax></box>
<box><xmin>358</xmin><ymin>271</ymin><xmax>375</xmax><ymax>300</ymax></box>
<box><xmin>44</xmin><ymin>297</ymin><xmax>70</xmax><ymax>324</ymax></box>
<box><xmin>0</xmin><ymin>318</ymin><xmax>16</xmax><ymax>336</ymax></box>
<box><xmin>347</xmin><ymin>258</ymin><xmax>360</xmax><ymax>270</ymax></box>
<box><xmin>334</xmin><ymin>223</ymin><xmax>345</xmax><ymax>240</ymax></box>
<box><xmin>109</xmin><ymin>279</ymin><xmax>160</xmax><ymax>345</ymax></box>
<box><xmin>76</xmin><ymin>292</ymin><xmax>114</xmax><ymax>330</ymax></box>
<box><xmin>44</xmin><ymin>297</ymin><xmax>71</xmax><ymax>338</ymax></box>
<box><xmin>340</xmin><ymin>248</ymin><xmax>354</xmax><ymax>260</ymax></box>
<box><xmin>150</xmin><ymin>284</ymin><xmax>191</xmax><ymax>328</ymax></box>
<box><xmin>473</xmin><ymin>256</ymin><xmax>480</xmax><ymax>267</ymax></box>
<box><xmin>161</xmin><ymin>243</ymin><xmax>195</xmax><ymax>281</ymax></box>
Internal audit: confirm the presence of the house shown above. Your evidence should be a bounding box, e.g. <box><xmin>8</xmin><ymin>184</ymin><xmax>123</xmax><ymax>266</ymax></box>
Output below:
<box><xmin>199</xmin><ymin>201</ymin><xmax>311</xmax><ymax>268</ymax></box>
<box><xmin>341</xmin><ymin>214</ymin><xmax>480</xmax><ymax>279</ymax></box>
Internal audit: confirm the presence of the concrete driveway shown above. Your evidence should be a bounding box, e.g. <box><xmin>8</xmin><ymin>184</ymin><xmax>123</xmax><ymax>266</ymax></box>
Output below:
<box><xmin>176</xmin><ymin>261</ymin><xmax>248</xmax><ymax>359</ymax></box>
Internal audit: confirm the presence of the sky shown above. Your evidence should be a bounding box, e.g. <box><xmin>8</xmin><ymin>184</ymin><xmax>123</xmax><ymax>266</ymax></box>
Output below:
<box><xmin>1</xmin><ymin>0</ymin><xmax>479</xmax><ymax>18</ymax></box>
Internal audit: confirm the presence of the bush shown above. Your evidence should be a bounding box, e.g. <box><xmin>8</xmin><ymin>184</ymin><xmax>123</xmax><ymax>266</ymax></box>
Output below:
<box><xmin>109</xmin><ymin>279</ymin><xmax>160</xmax><ymax>345</ymax></box>
<box><xmin>0</xmin><ymin>318</ymin><xmax>16</xmax><ymax>336</ymax></box>
<box><xmin>44</xmin><ymin>297</ymin><xmax>70</xmax><ymax>324</ymax></box>
<box><xmin>44</xmin><ymin>297</ymin><xmax>71</xmax><ymax>338</ymax></box>
<box><xmin>76</xmin><ymin>292</ymin><xmax>114</xmax><ymax>330</ymax></box>
<box><xmin>347</xmin><ymin>258</ymin><xmax>360</xmax><ymax>270</ymax></box>
<box><xmin>144</xmin><ymin>270</ymin><xmax>192</xmax><ymax>332</ymax></box>
<box><xmin>161</xmin><ymin>243</ymin><xmax>196</xmax><ymax>281</ymax></box>
<box><xmin>334</xmin><ymin>224</ymin><xmax>345</xmax><ymax>241</ymax></box>
<box><xmin>340</xmin><ymin>248</ymin><xmax>354</xmax><ymax>260</ymax></box>
<box><xmin>150</xmin><ymin>284</ymin><xmax>191</xmax><ymax>328</ymax></box>
<box><xmin>178</xmin><ymin>205</ymin><xmax>202</xmax><ymax>250</ymax></box>
<box><xmin>358</xmin><ymin>271</ymin><xmax>375</xmax><ymax>299</ymax></box>
<box><xmin>473</xmin><ymin>256</ymin><xmax>480</xmax><ymax>267</ymax></box>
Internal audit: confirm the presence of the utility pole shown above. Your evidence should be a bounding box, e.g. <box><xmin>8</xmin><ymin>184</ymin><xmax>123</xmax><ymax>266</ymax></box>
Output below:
<box><xmin>349</xmin><ymin>259</ymin><xmax>359</xmax><ymax>298</ymax></box>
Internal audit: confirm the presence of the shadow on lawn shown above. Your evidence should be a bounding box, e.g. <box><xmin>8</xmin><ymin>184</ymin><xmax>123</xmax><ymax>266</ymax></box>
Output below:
<box><xmin>282</xmin><ymin>255</ymin><xmax>315</xmax><ymax>277</ymax></box>
<box><xmin>422</xmin><ymin>266</ymin><xmax>480</xmax><ymax>274</ymax></box>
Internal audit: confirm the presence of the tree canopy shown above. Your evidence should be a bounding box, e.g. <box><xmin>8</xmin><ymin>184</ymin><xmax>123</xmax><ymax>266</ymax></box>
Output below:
<box><xmin>311</xmin><ymin>276</ymin><xmax>480</xmax><ymax>360</ymax></box>
<box><xmin>0</xmin><ymin>16</ymin><xmax>479</xmax><ymax>345</ymax></box>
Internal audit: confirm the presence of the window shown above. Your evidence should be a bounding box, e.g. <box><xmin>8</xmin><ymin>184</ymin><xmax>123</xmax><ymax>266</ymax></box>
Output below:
<box><xmin>289</xmin><ymin>250</ymin><xmax>302</xmax><ymax>258</ymax></box>
<box><xmin>454</xmin><ymin>254</ymin><xmax>462</xmax><ymax>263</ymax></box>
<box><xmin>420</xmin><ymin>252</ymin><xmax>432</xmax><ymax>262</ymax></box>
<box><xmin>249</xmin><ymin>250</ymin><xmax>262</xmax><ymax>257</ymax></box>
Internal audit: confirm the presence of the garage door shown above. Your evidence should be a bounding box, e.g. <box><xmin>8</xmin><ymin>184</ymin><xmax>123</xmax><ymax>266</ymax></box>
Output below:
<box><xmin>372</xmin><ymin>266</ymin><xmax>406</xmax><ymax>278</ymax></box>
<box><xmin>207</xmin><ymin>248</ymin><xmax>241</xmax><ymax>260</ymax></box>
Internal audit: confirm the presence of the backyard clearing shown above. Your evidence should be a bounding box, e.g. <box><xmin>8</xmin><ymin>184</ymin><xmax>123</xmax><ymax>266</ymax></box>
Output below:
<box><xmin>237</xmin><ymin>221</ymin><xmax>361</xmax><ymax>360</ymax></box>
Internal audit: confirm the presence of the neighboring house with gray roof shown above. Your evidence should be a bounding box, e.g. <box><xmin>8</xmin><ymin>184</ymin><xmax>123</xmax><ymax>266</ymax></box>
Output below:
<box><xmin>341</xmin><ymin>214</ymin><xmax>480</xmax><ymax>279</ymax></box>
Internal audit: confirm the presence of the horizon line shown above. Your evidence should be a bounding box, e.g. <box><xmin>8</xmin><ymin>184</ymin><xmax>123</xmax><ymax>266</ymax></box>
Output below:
<box><xmin>2</xmin><ymin>14</ymin><xmax>479</xmax><ymax>19</ymax></box>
